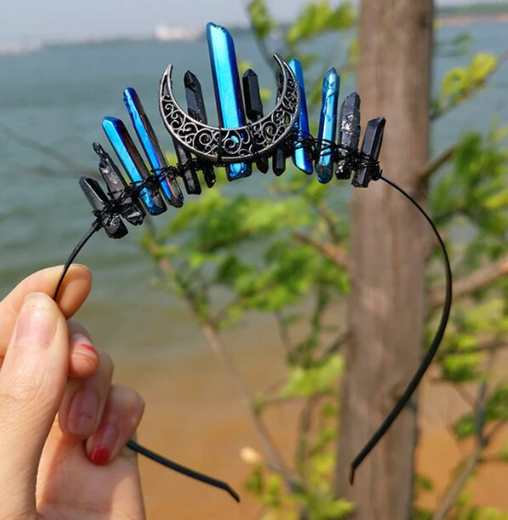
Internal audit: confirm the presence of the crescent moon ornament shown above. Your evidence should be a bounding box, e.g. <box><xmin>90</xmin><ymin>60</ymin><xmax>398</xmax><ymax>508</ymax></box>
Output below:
<box><xmin>159</xmin><ymin>53</ymin><xmax>300</xmax><ymax>164</ymax></box>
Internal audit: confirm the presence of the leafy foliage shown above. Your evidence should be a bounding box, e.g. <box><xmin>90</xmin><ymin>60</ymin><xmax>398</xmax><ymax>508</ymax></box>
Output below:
<box><xmin>285</xmin><ymin>1</ymin><xmax>356</xmax><ymax>46</ymax></box>
<box><xmin>248</xmin><ymin>0</ymin><xmax>276</xmax><ymax>40</ymax></box>
<box><xmin>433</xmin><ymin>54</ymin><xmax>498</xmax><ymax>118</ymax></box>
<box><xmin>454</xmin><ymin>384</ymin><xmax>508</xmax><ymax>439</ymax></box>
<box><xmin>246</xmin><ymin>0</ymin><xmax>356</xmax><ymax>111</ymax></box>
<box><xmin>279</xmin><ymin>355</ymin><xmax>343</xmax><ymax>398</ymax></box>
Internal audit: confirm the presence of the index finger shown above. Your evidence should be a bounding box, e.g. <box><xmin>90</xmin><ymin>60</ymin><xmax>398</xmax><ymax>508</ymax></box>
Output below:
<box><xmin>0</xmin><ymin>265</ymin><xmax>92</xmax><ymax>353</ymax></box>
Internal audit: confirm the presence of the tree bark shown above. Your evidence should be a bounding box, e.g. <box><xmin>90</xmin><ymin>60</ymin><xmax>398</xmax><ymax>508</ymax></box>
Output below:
<box><xmin>335</xmin><ymin>1</ymin><xmax>434</xmax><ymax>519</ymax></box>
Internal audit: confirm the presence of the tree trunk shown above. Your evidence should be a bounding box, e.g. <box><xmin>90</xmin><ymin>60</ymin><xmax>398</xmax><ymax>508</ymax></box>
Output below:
<box><xmin>335</xmin><ymin>1</ymin><xmax>434</xmax><ymax>519</ymax></box>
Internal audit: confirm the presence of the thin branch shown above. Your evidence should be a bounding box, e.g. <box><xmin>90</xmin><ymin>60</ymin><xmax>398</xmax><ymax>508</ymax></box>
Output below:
<box><xmin>254</xmin><ymin>33</ymin><xmax>277</xmax><ymax>72</ymax></box>
<box><xmin>474</xmin><ymin>362</ymin><xmax>491</xmax><ymax>449</ymax></box>
<box><xmin>275</xmin><ymin>311</ymin><xmax>296</xmax><ymax>362</ymax></box>
<box><xmin>145</xmin><ymin>231</ymin><xmax>298</xmax><ymax>490</ymax></box>
<box><xmin>479</xmin><ymin>452</ymin><xmax>507</xmax><ymax>463</ymax></box>
<box><xmin>321</xmin><ymin>330</ymin><xmax>350</xmax><ymax>360</ymax></box>
<box><xmin>296</xmin><ymin>396</ymin><xmax>318</xmax><ymax>476</ymax></box>
<box><xmin>241</xmin><ymin>0</ymin><xmax>277</xmax><ymax>72</ymax></box>
<box><xmin>200</xmin><ymin>320</ymin><xmax>302</xmax><ymax>491</ymax></box>
<box><xmin>292</xmin><ymin>231</ymin><xmax>349</xmax><ymax>269</ymax></box>
<box><xmin>431</xmin><ymin>352</ymin><xmax>492</xmax><ymax>520</ymax></box>
<box><xmin>416</xmin><ymin>144</ymin><xmax>457</xmax><ymax>183</ymax></box>
<box><xmin>451</xmin><ymin>384</ymin><xmax>476</xmax><ymax>409</ymax></box>
<box><xmin>431</xmin><ymin>446</ymin><xmax>482</xmax><ymax>520</ymax></box>
<box><xmin>0</xmin><ymin>120</ymin><xmax>94</xmax><ymax>177</ymax></box>
<box><xmin>313</xmin><ymin>201</ymin><xmax>342</xmax><ymax>243</ymax></box>
<box><xmin>486</xmin><ymin>419</ymin><xmax>508</xmax><ymax>445</ymax></box>
<box><xmin>214</xmin><ymin>295</ymin><xmax>244</xmax><ymax>327</ymax></box>
<box><xmin>444</xmin><ymin>338</ymin><xmax>508</xmax><ymax>356</ymax></box>
<box><xmin>428</xmin><ymin>254</ymin><xmax>508</xmax><ymax>311</ymax></box>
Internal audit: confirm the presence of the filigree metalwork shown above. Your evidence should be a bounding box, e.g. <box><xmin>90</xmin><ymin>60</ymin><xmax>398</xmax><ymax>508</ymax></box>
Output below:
<box><xmin>159</xmin><ymin>54</ymin><xmax>300</xmax><ymax>164</ymax></box>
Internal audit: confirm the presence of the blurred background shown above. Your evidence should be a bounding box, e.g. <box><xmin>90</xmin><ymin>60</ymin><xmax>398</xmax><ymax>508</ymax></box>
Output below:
<box><xmin>1</xmin><ymin>0</ymin><xmax>508</xmax><ymax>519</ymax></box>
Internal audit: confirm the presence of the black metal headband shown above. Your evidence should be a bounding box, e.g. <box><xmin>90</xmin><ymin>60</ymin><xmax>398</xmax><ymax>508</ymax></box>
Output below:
<box><xmin>53</xmin><ymin>22</ymin><xmax>452</xmax><ymax>504</ymax></box>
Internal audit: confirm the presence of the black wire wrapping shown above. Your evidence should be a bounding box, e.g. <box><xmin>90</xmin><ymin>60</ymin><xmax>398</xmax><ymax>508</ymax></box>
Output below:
<box><xmin>80</xmin><ymin>131</ymin><xmax>379</xmax><ymax>237</ymax></box>
<box><xmin>52</xmin><ymin>228</ymin><xmax>241</xmax><ymax>504</ymax></box>
<box><xmin>348</xmin><ymin>175</ymin><xmax>453</xmax><ymax>484</ymax></box>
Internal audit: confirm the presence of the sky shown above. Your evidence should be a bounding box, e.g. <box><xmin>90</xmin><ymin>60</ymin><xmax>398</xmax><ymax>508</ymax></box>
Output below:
<box><xmin>0</xmin><ymin>0</ymin><xmax>492</xmax><ymax>43</ymax></box>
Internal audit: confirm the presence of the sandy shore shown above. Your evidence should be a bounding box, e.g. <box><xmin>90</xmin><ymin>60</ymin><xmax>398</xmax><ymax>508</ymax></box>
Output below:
<box><xmin>439</xmin><ymin>13</ymin><xmax>508</xmax><ymax>27</ymax></box>
<box><xmin>107</xmin><ymin>323</ymin><xmax>508</xmax><ymax>520</ymax></box>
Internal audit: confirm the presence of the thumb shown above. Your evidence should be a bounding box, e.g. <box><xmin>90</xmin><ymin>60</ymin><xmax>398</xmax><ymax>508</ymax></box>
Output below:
<box><xmin>0</xmin><ymin>292</ymin><xmax>69</xmax><ymax>519</ymax></box>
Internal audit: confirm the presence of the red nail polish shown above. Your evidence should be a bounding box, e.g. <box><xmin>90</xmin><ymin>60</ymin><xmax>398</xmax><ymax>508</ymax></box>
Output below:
<box><xmin>88</xmin><ymin>424</ymin><xmax>118</xmax><ymax>465</ymax></box>
<box><xmin>80</xmin><ymin>344</ymin><xmax>97</xmax><ymax>355</ymax></box>
<box><xmin>90</xmin><ymin>446</ymin><xmax>110</xmax><ymax>465</ymax></box>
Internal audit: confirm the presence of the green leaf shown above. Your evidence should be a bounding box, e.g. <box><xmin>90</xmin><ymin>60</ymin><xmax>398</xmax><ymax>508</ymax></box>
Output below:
<box><xmin>454</xmin><ymin>412</ymin><xmax>476</xmax><ymax>439</ymax></box>
<box><xmin>416</xmin><ymin>474</ymin><xmax>434</xmax><ymax>492</ymax></box>
<box><xmin>435</xmin><ymin>53</ymin><xmax>498</xmax><ymax>115</ymax></box>
<box><xmin>248</xmin><ymin>0</ymin><xmax>276</xmax><ymax>40</ymax></box>
<box><xmin>280</xmin><ymin>355</ymin><xmax>343</xmax><ymax>398</ymax></box>
<box><xmin>286</xmin><ymin>1</ymin><xmax>356</xmax><ymax>46</ymax></box>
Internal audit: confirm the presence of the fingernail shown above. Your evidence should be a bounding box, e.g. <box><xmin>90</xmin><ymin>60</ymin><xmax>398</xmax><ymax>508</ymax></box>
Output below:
<box><xmin>14</xmin><ymin>293</ymin><xmax>57</xmax><ymax>348</ymax></box>
<box><xmin>67</xmin><ymin>387</ymin><xmax>100</xmax><ymax>437</ymax></box>
<box><xmin>89</xmin><ymin>424</ymin><xmax>119</xmax><ymax>465</ymax></box>
<box><xmin>71</xmin><ymin>332</ymin><xmax>98</xmax><ymax>361</ymax></box>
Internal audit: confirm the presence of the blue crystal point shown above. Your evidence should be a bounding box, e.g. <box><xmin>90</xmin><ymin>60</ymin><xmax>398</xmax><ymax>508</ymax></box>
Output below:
<box><xmin>206</xmin><ymin>22</ymin><xmax>251</xmax><ymax>180</ymax></box>
<box><xmin>289</xmin><ymin>58</ymin><xmax>313</xmax><ymax>175</ymax></box>
<box><xmin>316</xmin><ymin>68</ymin><xmax>340</xmax><ymax>184</ymax></box>
<box><xmin>123</xmin><ymin>88</ymin><xmax>183</xmax><ymax>208</ymax></box>
<box><xmin>102</xmin><ymin>116</ymin><xmax>167</xmax><ymax>215</ymax></box>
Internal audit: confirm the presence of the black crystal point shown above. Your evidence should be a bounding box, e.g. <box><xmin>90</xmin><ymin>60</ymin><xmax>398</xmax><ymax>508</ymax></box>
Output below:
<box><xmin>184</xmin><ymin>71</ymin><xmax>208</xmax><ymax>122</ymax></box>
<box><xmin>270</xmin><ymin>72</ymin><xmax>288</xmax><ymax>177</ymax></box>
<box><xmin>93</xmin><ymin>143</ymin><xmax>146</xmax><ymax>226</ymax></box>
<box><xmin>243</xmin><ymin>69</ymin><xmax>263</xmax><ymax>122</ymax></box>
<box><xmin>256</xmin><ymin>154</ymin><xmax>270</xmax><ymax>174</ymax></box>
<box><xmin>241</xmin><ymin>69</ymin><xmax>269</xmax><ymax>174</ymax></box>
<box><xmin>79</xmin><ymin>176</ymin><xmax>128</xmax><ymax>239</ymax></box>
<box><xmin>272</xmin><ymin>148</ymin><xmax>286</xmax><ymax>176</ymax></box>
<box><xmin>184</xmin><ymin>71</ymin><xmax>216</xmax><ymax>188</ymax></box>
<box><xmin>172</xmin><ymin>140</ymin><xmax>202</xmax><ymax>195</ymax></box>
<box><xmin>353</xmin><ymin>117</ymin><xmax>386</xmax><ymax>188</ymax></box>
<box><xmin>336</xmin><ymin>93</ymin><xmax>361</xmax><ymax>180</ymax></box>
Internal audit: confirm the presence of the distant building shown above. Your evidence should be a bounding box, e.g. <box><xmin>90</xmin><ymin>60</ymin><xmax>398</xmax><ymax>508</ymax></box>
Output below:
<box><xmin>154</xmin><ymin>25</ymin><xmax>203</xmax><ymax>42</ymax></box>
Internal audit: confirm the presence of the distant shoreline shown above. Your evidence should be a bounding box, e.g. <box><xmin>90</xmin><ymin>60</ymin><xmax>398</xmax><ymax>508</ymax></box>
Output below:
<box><xmin>438</xmin><ymin>12</ymin><xmax>508</xmax><ymax>27</ymax></box>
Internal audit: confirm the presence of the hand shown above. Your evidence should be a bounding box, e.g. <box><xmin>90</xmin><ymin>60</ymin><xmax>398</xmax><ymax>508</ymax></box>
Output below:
<box><xmin>0</xmin><ymin>266</ymin><xmax>146</xmax><ymax>520</ymax></box>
